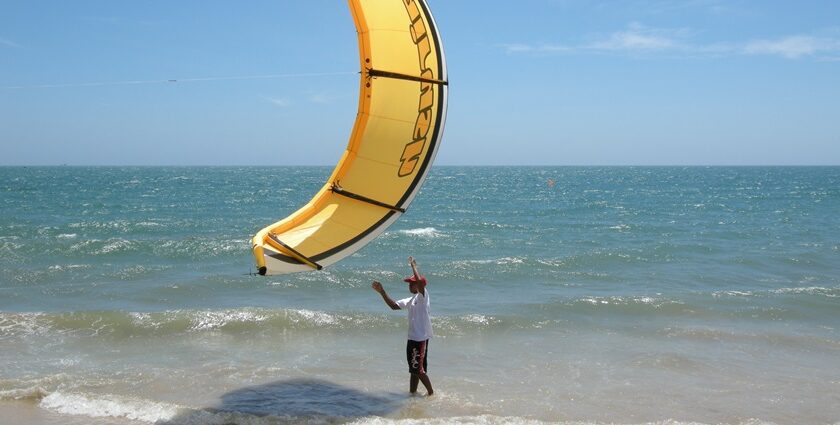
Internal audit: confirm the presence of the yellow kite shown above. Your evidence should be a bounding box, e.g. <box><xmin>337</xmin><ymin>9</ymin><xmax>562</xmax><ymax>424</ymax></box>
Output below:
<box><xmin>252</xmin><ymin>0</ymin><xmax>448</xmax><ymax>275</ymax></box>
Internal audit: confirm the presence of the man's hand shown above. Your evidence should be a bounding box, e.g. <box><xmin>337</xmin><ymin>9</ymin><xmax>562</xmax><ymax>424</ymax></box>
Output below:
<box><xmin>408</xmin><ymin>256</ymin><xmax>420</xmax><ymax>278</ymax></box>
<box><xmin>373</xmin><ymin>280</ymin><xmax>400</xmax><ymax>310</ymax></box>
<box><xmin>372</xmin><ymin>280</ymin><xmax>384</xmax><ymax>293</ymax></box>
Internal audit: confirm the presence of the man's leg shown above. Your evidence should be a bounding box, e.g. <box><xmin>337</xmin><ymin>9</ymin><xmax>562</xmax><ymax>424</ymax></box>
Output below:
<box><xmin>408</xmin><ymin>340</ymin><xmax>433</xmax><ymax>394</ymax></box>
<box><xmin>410</xmin><ymin>373</ymin><xmax>420</xmax><ymax>393</ymax></box>
<box><xmin>418</xmin><ymin>373</ymin><xmax>434</xmax><ymax>395</ymax></box>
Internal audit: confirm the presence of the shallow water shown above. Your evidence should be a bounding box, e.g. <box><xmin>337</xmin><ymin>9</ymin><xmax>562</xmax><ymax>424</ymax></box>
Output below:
<box><xmin>1</xmin><ymin>166</ymin><xmax>839</xmax><ymax>424</ymax></box>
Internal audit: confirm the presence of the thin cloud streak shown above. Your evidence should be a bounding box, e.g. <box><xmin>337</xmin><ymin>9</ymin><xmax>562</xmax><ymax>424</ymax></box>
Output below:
<box><xmin>502</xmin><ymin>25</ymin><xmax>840</xmax><ymax>60</ymax></box>
<box><xmin>500</xmin><ymin>23</ymin><xmax>689</xmax><ymax>55</ymax></box>
<box><xmin>743</xmin><ymin>35</ymin><xmax>840</xmax><ymax>59</ymax></box>
<box><xmin>589</xmin><ymin>30</ymin><xmax>677</xmax><ymax>51</ymax></box>
<box><xmin>309</xmin><ymin>93</ymin><xmax>334</xmax><ymax>104</ymax></box>
<box><xmin>0</xmin><ymin>37</ymin><xmax>23</xmax><ymax>49</ymax></box>
<box><xmin>262</xmin><ymin>96</ymin><xmax>291</xmax><ymax>108</ymax></box>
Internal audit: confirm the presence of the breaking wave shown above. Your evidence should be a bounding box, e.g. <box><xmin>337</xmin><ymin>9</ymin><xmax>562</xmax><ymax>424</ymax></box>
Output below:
<box><xmin>397</xmin><ymin>227</ymin><xmax>445</xmax><ymax>238</ymax></box>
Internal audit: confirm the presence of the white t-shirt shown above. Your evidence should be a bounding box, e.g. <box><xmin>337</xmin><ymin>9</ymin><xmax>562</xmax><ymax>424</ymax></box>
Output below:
<box><xmin>395</xmin><ymin>289</ymin><xmax>433</xmax><ymax>341</ymax></box>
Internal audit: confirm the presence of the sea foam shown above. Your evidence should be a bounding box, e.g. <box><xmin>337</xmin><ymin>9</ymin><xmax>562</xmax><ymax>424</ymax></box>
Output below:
<box><xmin>399</xmin><ymin>227</ymin><xmax>445</xmax><ymax>237</ymax></box>
<box><xmin>40</xmin><ymin>391</ymin><xmax>181</xmax><ymax>423</ymax></box>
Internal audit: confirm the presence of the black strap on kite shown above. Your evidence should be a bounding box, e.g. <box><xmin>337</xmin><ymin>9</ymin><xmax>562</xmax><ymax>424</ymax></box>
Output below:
<box><xmin>367</xmin><ymin>69</ymin><xmax>448</xmax><ymax>86</ymax></box>
<box><xmin>267</xmin><ymin>233</ymin><xmax>323</xmax><ymax>270</ymax></box>
<box><xmin>331</xmin><ymin>183</ymin><xmax>406</xmax><ymax>213</ymax></box>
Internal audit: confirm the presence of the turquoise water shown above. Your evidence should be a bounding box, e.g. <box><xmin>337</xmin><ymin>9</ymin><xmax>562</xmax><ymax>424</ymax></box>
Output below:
<box><xmin>1</xmin><ymin>166</ymin><xmax>839</xmax><ymax>424</ymax></box>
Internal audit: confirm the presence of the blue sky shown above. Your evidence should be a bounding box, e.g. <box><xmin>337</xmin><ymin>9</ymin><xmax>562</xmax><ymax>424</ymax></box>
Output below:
<box><xmin>1</xmin><ymin>0</ymin><xmax>839</xmax><ymax>165</ymax></box>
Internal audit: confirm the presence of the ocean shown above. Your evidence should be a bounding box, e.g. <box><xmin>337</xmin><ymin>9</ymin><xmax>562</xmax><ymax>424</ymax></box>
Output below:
<box><xmin>1</xmin><ymin>166</ymin><xmax>838</xmax><ymax>425</ymax></box>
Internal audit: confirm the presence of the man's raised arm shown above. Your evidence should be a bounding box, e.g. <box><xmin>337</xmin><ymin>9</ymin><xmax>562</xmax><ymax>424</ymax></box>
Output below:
<box><xmin>372</xmin><ymin>281</ymin><xmax>400</xmax><ymax>310</ymax></box>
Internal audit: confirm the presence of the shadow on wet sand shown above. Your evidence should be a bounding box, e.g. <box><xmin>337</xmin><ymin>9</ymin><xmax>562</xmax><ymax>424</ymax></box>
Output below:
<box><xmin>159</xmin><ymin>378</ymin><xmax>405</xmax><ymax>424</ymax></box>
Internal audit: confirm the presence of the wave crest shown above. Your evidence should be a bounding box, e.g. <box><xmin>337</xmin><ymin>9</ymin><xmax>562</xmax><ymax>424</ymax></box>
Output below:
<box><xmin>397</xmin><ymin>227</ymin><xmax>445</xmax><ymax>238</ymax></box>
<box><xmin>41</xmin><ymin>392</ymin><xmax>182</xmax><ymax>423</ymax></box>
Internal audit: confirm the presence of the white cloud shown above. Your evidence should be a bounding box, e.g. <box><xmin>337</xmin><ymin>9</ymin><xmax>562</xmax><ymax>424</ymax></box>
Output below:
<box><xmin>742</xmin><ymin>35</ymin><xmax>837</xmax><ymax>59</ymax></box>
<box><xmin>589</xmin><ymin>29</ymin><xmax>678</xmax><ymax>51</ymax></box>
<box><xmin>309</xmin><ymin>93</ymin><xmax>333</xmax><ymax>104</ymax></box>
<box><xmin>0</xmin><ymin>37</ymin><xmax>23</xmax><ymax>49</ymax></box>
<box><xmin>501</xmin><ymin>23</ymin><xmax>685</xmax><ymax>55</ymax></box>
<box><xmin>502</xmin><ymin>24</ymin><xmax>840</xmax><ymax>60</ymax></box>
<box><xmin>262</xmin><ymin>96</ymin><xmax>291</xmax><ymax>108</ymax></box>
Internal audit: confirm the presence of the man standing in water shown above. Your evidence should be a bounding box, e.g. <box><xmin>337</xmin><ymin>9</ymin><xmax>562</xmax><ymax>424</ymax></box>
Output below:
<box><xmin>372</xmin><ymin>256</ymin><xmax>434</xmax><ymax>396</ymax></box>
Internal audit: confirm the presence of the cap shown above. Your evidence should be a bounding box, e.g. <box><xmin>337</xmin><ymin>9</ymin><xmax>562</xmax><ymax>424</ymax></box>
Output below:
<box><xmin>403</xmin><ymin>275</ymin><xmax>427</xmax><ymax>285</ymax></box>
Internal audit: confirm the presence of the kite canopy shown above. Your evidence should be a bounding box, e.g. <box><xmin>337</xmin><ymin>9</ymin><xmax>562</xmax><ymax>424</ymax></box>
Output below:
<box><xmin>252</xmin><ymin>0</ymin><xmax>448</xmax><ymax>275</ymax></box>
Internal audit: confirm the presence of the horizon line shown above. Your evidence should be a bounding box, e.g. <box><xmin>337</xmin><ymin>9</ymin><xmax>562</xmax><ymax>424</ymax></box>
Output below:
<box><xmin>2</xmin><ymin>164</ymin><xmax>839</xmax><ymax>168</ymax></box>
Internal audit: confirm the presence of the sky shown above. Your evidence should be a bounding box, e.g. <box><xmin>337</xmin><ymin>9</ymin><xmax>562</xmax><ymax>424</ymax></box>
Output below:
<box><xmin>1</xmin><ymin>0</ymin><xmax>839</xmax><ymax>166</ymax></box>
